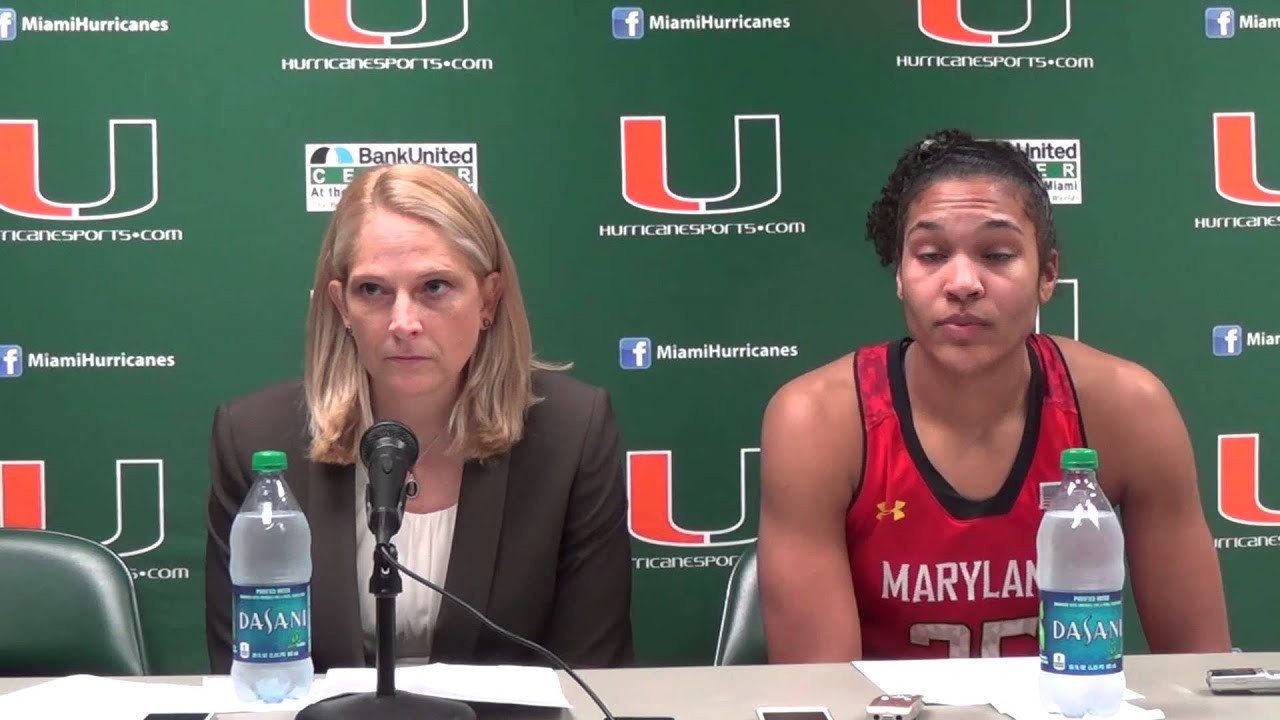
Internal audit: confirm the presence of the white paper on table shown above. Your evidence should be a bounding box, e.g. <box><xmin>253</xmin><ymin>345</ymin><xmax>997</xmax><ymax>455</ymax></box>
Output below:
<box><xmin>853</xmin><ymin>657</ymin><xmax>1144</xmax><ymax>707</ymax></box>
<box><xmin>200</xmin><ymin>676</ymin><xmax>345</xmax><ymax>713</ymax></box>
<box><xmin>0</xmin><ymin>674</ymin><xmax>213</xmax><ymax>719</ymax></box>
<box><xmin>322</xmin><ymin>663</ymin><xmax>572</xmax><ymax>707</ymax></box>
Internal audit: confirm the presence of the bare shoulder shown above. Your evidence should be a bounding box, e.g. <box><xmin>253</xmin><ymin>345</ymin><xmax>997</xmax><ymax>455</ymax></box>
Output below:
<box><xmin>765</xmin><ymin>353</ymin><xmax>860</xmax><ymax>436</ymax></box>
<box><xmin>761</xmin><ymin>353</ymin><xmax>863</xmax><ymax>495</ymax></box>
<box><xmin>1049</xmin><ymin>336</ymin><xmax>1190</xmax><ymax>502</ymax></box>
<box><xmin>1048</xmin><ymin>336</ymin><xmax>1174</xmax><ymax>413</ymax></box>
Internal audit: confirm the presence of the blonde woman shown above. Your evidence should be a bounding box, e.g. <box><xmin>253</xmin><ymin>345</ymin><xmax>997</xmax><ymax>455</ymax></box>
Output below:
<box><xmin>204</xmin><ymin>164</ymin><xmax>634</xmax><ymax>673</ymax></box>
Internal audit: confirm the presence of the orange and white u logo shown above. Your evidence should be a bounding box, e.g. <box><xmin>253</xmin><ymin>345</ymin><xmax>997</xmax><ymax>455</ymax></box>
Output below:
<box><xmin>0</xmin><ymin>461</ymin><xmax>44</xmax><ymax>529</ymax></box>
<box><xmin>626</xmin><ymin>449</ymin><xmax>759</xmax><ymax>547</ymax></box>
<box><xmin>304</xmin><ymin>0</ymin><xmax>469</xmax><ymax>49</ymax></box>
<box><xmin>0</xmin><ymin>459</ymin><xmax>166</xmax><ymax>556</ymax></box>
<box><xmin>620</xmin><ymin>115</ymin><xmax>782</xmax><ymax>215</ymax></box>
<box><xmin>918</xmin><ymin>0</ymin><xmax>1071</xmax><ymax>48</ymax></box>
<box><xmin>0</xmin><ymin>119</ymin><xmax>158</xmax><ymax>221</ymax></box>
<box><xmin>1214</xmin><ymin>113</ymin><xmax>1280</xmax><ymax>207</ymax></box>
<box><xmin>1218</xmin><ymin>434</ymin><xmax>1280</xmax><ymax>525</ymax></box>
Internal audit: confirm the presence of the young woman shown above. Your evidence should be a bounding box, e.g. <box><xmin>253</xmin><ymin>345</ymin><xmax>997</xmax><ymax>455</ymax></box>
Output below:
<box><xmin>206</xmin><ymin>164</ymin><xmax>633</xmax><ymax>672</ymax></box>
<box><xmin>758</xmin><ymin>130</ymin><xmax>1231</xmax><ymax>661</ymax></box>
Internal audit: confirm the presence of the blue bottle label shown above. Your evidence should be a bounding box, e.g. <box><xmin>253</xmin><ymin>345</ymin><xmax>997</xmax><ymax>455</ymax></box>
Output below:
<box><xmin>231</xmin><ymin>583</ymin><xmax>311</xmax><ymax>664</ymax></box>
<box><xmin>1039</xmin><ymin>590</ymin><xmax>1123</xmax><ymax>675</ymax></box>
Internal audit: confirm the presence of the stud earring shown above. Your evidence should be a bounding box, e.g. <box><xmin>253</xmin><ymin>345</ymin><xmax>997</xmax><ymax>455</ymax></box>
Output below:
<box><xmin>481</xmin><ymin>318</ymin><xmax>492</xmax><ymax>330</ymax></box>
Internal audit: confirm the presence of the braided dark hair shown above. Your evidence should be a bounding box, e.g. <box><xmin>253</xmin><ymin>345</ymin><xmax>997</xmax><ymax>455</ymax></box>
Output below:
<box><xmin>865</xmin><ymin>129</ymin><xmax>1057</xmax><ymax>269</ymax></box>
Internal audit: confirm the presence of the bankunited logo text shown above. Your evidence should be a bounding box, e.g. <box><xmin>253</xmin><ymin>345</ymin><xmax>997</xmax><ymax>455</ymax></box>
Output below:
<box><xmin>306</xmin><ymin>143</ymin><xmax>478</xmax><ymax>212</ymax></box>
<box><xmin>1005</xmin><ymin>139</ymin><xmax>1082</xmax><ymax>204</ymax></box>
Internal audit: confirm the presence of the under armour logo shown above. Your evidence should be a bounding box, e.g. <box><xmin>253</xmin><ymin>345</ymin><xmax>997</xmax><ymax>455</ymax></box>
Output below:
<box><xmin>876</xmin><ymin>500</ymin><xmax>906</xmax><ymax>521</ymax></box>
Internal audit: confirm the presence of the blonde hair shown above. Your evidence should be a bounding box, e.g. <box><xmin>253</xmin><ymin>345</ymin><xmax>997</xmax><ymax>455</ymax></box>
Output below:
<box><xmin>304</xmin><ymin>164</ymin><xmax>563</xmax><ymax>465</ymax></box>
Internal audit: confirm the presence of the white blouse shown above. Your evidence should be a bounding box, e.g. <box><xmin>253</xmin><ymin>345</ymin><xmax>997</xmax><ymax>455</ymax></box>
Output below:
<box><xmin>354</xmin><ymin>463</ymin><xmax>457</xmax><ymax>664</ymax></box>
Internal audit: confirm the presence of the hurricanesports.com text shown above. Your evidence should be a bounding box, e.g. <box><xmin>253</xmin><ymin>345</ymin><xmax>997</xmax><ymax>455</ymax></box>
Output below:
<box><xmin>1216</xmin><ymin>535</ymin><xmax>1280</xmax><ymax>550</ymax></box>
<box><xmin>130</xmin><ymin>566</ymin><xmax>191</xmax><ymax>581</ymax></box>
<box><xmin>599</xmin><ymin>220</ymin><xmax>806</xmax><ymax>238</ymax></box>
<box><xmin>634</xmin><ymin>554</ymin><xmax>742</xmax><ymax>570</ymax></box>
<box><xmin>1194</xmin><ymin>215</ymin><xmax>1280</xmax><ymax>230</ymax></box>
<box><xmin>282</xmin><ymin>57</ymin><xmax>495</xmax><ymax>72</ymax></box>
<box><xmin>896</xmin><ymin>55</ymin><xmax>1094</xmax><ymax>70</ymax></box>
<box><xmin>0</xmin><ymin>229</ymin><xmax>183</xmax><ymax>243</ymax></box>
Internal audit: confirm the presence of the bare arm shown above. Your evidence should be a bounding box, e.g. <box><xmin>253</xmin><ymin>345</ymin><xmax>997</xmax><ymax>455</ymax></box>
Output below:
<box><xmin>758</xmin><ymin>375</ymin><xmax>863</xmax><ymax>663</ymax></box>
<box><xmin>1092</xmin><ymin>364</ymin><xmax>1232</xmax><ymax>653</ymax></box>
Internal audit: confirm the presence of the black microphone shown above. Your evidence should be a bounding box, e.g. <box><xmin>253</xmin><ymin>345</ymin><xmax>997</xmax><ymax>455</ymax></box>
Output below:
<box><xmin>298</xmin><ymin>420</ymin><xmax>619</xmax><ymax>720</ymax></box>
<box><xmin>360</xmin><ymin>420</ymin><xmax>418</xmax><ymax>546</ymax></box>
<box><xmin>301</xmin><ymin>420</ymin><xmax>473</xmax><ymax>720</ymax></box>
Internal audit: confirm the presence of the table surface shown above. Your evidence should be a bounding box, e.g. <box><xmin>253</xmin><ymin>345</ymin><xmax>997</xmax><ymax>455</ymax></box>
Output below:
<box><xmin>3</xmin><ymin>652</ymin><xmax>1279</xmax><ymax>719</ymax></box>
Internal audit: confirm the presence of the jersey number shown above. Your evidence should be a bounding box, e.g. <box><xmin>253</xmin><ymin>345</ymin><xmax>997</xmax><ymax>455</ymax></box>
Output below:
<box><xmin>909</xmin><ymin>618</ymin><xmax>1038</xmax><ymax>658</ymax></box>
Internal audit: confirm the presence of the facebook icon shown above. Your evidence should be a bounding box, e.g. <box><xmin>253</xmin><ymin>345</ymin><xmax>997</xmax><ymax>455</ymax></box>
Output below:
<box><xmin>619</xmin><ymin>337</ymin><xmax>652</xmax><ymax>370</ymax></box>
<box><xmin>612</xmin><ymin>7</ymin><xmax>644</xmax><ymax>39</ymax></box>
<box><xmin>0</xmin><ymin>345</ymin><xmax>23</xmax><ymax>377</ymax></box>
<box><xmin>1212</xmin><ymin>325</ymin><xmax>1244</xmax><ymax>356</ymax></box>
<box><xmin>0</xmin><ymin>8</ymin><xmax>17</xmax><ymax>42</ymax></box>
<box><xmin>1205</xmin><ymin>7</ymin><xmax>1235</xmax><ymax>38</ymax></box>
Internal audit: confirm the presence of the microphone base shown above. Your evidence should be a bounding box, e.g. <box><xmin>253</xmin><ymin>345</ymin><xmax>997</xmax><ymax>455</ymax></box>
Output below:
<box><xmin>297</xmin><ymin>690</ymin><xmax>477</xmax><ymax>720</ymax></box>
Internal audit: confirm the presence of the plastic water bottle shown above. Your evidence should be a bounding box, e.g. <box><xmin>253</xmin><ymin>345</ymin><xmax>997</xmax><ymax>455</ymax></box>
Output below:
<box><xmin>1037</xmin><ymin>448</ymin><xmax>1125</xmax><ymax>718</ymax></box>
<box><xmin>229</xmin><ymin>450</ymin><xmax>314</xmax><ymax>703</ymax></box>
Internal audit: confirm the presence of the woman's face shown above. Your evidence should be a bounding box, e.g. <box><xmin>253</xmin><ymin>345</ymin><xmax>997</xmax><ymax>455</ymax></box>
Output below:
<box><xmin>329</xmin><ymin>208</ymin><xmax>501</xmax><ymax>403</ymax></box>
<box><xmin>896</xmin><ymin>176</ymin><xmax>1057</xmax><ymax>374</ymax></box>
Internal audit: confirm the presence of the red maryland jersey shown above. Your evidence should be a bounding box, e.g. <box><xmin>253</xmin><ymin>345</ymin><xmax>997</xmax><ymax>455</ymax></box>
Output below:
<box><xmin>846</xmin><ymin>334</ymin><xmax>1086</xmax><ymax>660</ymax></box>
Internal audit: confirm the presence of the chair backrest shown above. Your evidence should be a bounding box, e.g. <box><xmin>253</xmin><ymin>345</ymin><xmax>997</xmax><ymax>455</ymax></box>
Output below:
<box><xmin>713</xmin><ymin>545</ymin><xmax>767</xmax><ymax>665</ymax></box>
<box><xmin>0</xmin><ymin>529</ymin><xmax>149</xmax><ymax>676</ymax></box>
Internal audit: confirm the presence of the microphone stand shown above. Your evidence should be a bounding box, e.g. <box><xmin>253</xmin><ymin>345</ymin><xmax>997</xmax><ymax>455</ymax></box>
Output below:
<box><xmin>298</xmin><ymin>521</ymin><xmax>476</xmax><ymax>719</ymax></box>
<box><xmin>372</xmin><ymin>542</ymin><xmax>405</xmax><ymax>698</ymax></box>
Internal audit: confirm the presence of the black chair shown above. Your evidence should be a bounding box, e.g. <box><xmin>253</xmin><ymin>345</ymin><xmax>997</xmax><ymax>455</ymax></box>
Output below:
<box><xmin>712</xmin><ymin>545</ymin><xmax>767</xmax><ymax>665</ymax></box>
<box><xmin>0</xmin><ymin>528</ymin><xmax>149</xmax><ymax>676</ymax></box>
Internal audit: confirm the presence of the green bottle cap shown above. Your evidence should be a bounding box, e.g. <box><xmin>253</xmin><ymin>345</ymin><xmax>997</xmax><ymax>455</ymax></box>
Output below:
<box><xmin>251</xmin><ymin>450</ymin><xmax>288</xmax><ymax>472</ymax></box>
<box><xmin>1060</xmin><ymin>448</ymin><xmax>1098</xmax><ymax>470</ymax></box>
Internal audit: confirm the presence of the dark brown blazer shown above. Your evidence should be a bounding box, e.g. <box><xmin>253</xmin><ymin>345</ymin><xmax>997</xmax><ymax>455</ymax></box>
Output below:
<box><xmin>204</xmin><ymin>370</ymin><xmax>634</xmax><ymax>673</ymax></box>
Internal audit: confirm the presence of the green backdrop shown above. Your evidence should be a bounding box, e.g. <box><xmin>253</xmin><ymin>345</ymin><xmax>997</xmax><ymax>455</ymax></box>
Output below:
<box><xmin>1</xmin><ymin>0</ymin><xmax>1277</xmax><ymax>673</ymax></box>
